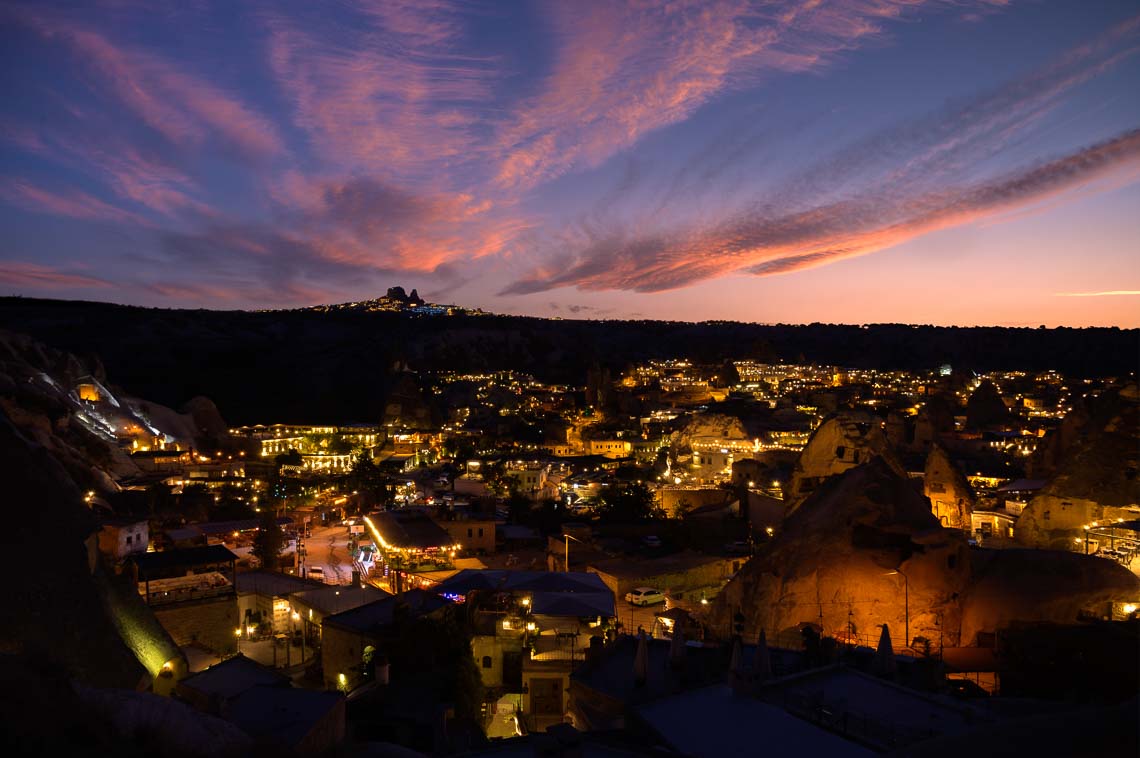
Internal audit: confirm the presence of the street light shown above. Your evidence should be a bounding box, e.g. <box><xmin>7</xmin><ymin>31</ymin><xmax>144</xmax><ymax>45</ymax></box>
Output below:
<box><xmin>563</xmin><ymin>532</ymin><xmax>587</xmax><ymax>572</ymax></box>
<box><xmin>886</xmin><ymin>570</ymin><xmax>909</xmax><ymax>650</ymax></box>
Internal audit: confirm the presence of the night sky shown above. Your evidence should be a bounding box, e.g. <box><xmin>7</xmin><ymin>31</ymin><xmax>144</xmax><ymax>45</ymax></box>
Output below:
<box><xmin>2</xmin><ymin>1</ymin><xmax>1138</xmax><ymax>326</ymax></box>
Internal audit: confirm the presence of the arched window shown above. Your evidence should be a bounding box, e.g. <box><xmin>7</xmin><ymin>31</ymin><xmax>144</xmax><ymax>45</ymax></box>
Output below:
<box><xmin>482</xmin><ymin>656</ymin><xmax>493</xmax><ymax>669</ymax></box>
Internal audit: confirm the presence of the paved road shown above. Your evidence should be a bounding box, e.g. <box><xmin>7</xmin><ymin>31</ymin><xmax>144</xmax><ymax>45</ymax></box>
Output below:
<box><xmin>302</xmin><ymin>524</ymin><xmax>354</xmax><ymax>584</ymax></box>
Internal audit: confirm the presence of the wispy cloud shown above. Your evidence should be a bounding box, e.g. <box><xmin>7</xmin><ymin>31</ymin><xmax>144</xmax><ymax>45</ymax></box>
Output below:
<box><xmin>263</xmin><ymin>0</ymin><xmax>494</xmax><ymax>177</ymax></box>
<box><xmin>0</xmin><ymin>261</ymin><xmax>112</xmax><ymax>289</ymax></box>
<box><xmin>1</xmin><ymin>179</ymin><xmax>149</xmax><ymax>225</ymax></box>
<box><xmin>505</xmin><ymin>17</ymin><xmax>1140</xmax><ymax>294</ymax></box>
<box><xmin>0</xmin><ymin>122</ymin><xmax>204</xmax><ymax>218</ymax></box>
<box><xmin>0</xmin><ymin>0</ymin><xmax>1134</xmax><ymax>315</ymax></box>
<box><xmin>494</xmin><ymin>0</ymin><xmax>1011</xmax><ymax>189</ymax></box>
<box><xmin>15</xmin><ymin>10</ymin><xmax>283</xmax><ymax>160</ymax></box>
<box><xmin>1055</xmin><ymin>290</ymin><xmax>1140</xmax><ymax>297</ymax></box>
<box><xmin>506</xmin><ymin>128</ymin><xmax>1140</xmax><ymax>294</ymax></box>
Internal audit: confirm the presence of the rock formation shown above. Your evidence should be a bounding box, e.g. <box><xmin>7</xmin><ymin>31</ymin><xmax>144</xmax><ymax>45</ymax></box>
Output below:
<box><xmin>711</xmin><ymin>459</ymin><xmax>1139</xmax><ymax>650</ymax></box>
<box><xmin>960</xmin><ymin>548</ymin><xmax>1138</xmax><ymax>645</ymax></box>
<box><xmin>675</xmin><ymin>413</ymin><xmax>749</xmax><ymax>448</ymax></box>
<box><xmin>787</xmin><ymin>413</ymin><xmax>905</xmax><ymax>505</ymax></box>
<box><xmin>912</xmin><ymin>392</ymin><xmax>958</xmax><ymax>452</ymax></box>
<box><xmin>924</xmin><ymin>444</ymin><xmax>975</xmax><ymax>531</ymax></box>
<box><xmin>965</xmin><ymin>380</ymin><xmax>1009</xmax><ymax>430</ymax></box>
<box><xmin>0</xmin><ymin>412</ymin><xmax>179</xmax><ymax>690</ymax></box>
<box><xmin>1016</xmin><ymin>386</ymin><xmax>1140</xmax><ymax>549</ymax></box>
<box><xmin>714</xmin><ymin>458</ymin><xmax>970</xmax><ymax>649</ymax></box>
<box><xmin>0</xmin><ymin>330</ymin><xmax>225</xmax><ymax>488</ymax></box>
<box><xmin>381</xmin><ymin>370</ymin><xmax>436</xmax><ymax>429</ymax></box>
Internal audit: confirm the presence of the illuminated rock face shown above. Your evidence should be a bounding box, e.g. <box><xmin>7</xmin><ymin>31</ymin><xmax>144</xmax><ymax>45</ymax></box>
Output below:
<box><xmin>676</xmin><ymin>413</ymin><xmax>749</xmax><ymax>447</ymax></box>
<box><xmin>960</xmin><ymin>549</ymin><xmax>1138</xmax><ymax>645</ymax></box>
<box><xmin>712</xmin><ymin>458</ymin><xmax>1139</xmax><ymax>650</ymax></box>
<box><xmin>924</xmin><ymin>444</ymin><xmax>975</xmax><ymax>531</ymax></box>
<box><xmin>1017</xmin><ymin>389</ymin><xmax>1140</xmax><ymax>550</ymax></box>
<box><xmin>787</xmin><ymin>413</ymin><xmax>905</xmax><ymax>505</ymax></box>
<box><xmin>715</xmin><ymin>459</ymin><xmax>970</xmax><ymax>649</ymax></box>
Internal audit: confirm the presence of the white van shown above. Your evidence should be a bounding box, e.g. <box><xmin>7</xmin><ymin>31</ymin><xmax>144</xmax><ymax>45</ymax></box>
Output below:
<box><xmin>307</xmin><ymin>566</ymin><xmax>324</xmax><ymax>581</ymax></box>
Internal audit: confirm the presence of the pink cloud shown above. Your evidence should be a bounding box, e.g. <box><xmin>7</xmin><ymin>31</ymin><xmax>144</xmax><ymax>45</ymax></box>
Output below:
<box><xmin>504</xmin><ymin>128</ymin><xmax>1140</xmax><ymax>294</ymax></box>
<box><xmin>504</xmin><ymin>16</ymin><xmax>1140</xmax><ymax>295</ymax></box>
<box><xmin>1</xmin><ymin>179</ymin><xmax>148</xmax><ymax>225</ymax></box>
<box><xmin>0</xmin><ymin>261</ymin><xmax>112</xmax><ymax>289</ymax></box>
<box><xmin>273</xmin><ymin>175</ymin><xmax>531</xmax><ymax>271</ymax></box>
<box><xmin>1</xmin><ymin>122</ymin><xmax>204</xmax><ymax>217</ymax></box>
<box><xmin>494</xmin><ymin>0</ymin><xmax>1010</xmax><ymax>189</ymax></box>
<box><xmin>18</xmin><ymin>11</ymin><xmax>282</xmax><ymax>159</ymax></box>
<box><xmin>264</xmin><ymin>2</ymin><xmax>493</xmax><ymax>177</ymax></box>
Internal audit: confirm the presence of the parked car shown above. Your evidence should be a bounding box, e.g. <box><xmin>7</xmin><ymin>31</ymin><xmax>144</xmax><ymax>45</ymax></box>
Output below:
<box><xmin>724</xmin><ymin>540</ymin><xmax>751</xmax><ymax>555</ymax></box>
<box><xmin>642</xmin><ymin>535</ymin><xmax>662</xmax><ymax>549</ymax></box>
<box><xmin>625</xmin><ymin>587</ymin><xmax>666</xmax><ymax>606</ymax></box>
<box><xmin>307</xmin><ymin>566</ymin><xmax>324</xmax><ymax>581</ymax></box>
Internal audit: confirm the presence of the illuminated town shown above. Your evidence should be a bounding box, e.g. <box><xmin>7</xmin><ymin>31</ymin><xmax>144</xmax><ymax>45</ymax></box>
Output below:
<box><xmin>2</xmin><ymin>315</ymin><xmax>1137</xmax><ymax>754</ymax></box>
<box><xmin>3</xmin><ymin>1</ymin><xmax>1139</xmax><ymax>755</ymax></box>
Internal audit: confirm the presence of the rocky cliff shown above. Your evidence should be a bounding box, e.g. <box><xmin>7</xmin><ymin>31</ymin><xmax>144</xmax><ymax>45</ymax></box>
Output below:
<box><xmin>0</xmin><ymin>330</ymin><xmax>223</xmax><ymax>492</ymax></box>
<box><xmin>713</xmin><ymin>458</ymin><xmax>970</xmax><ymax>648</ymax></box>
<box><xmin>711</xmin><ymin>458</ymin><xmax>1138</xmax><ymax>649</ymax></box>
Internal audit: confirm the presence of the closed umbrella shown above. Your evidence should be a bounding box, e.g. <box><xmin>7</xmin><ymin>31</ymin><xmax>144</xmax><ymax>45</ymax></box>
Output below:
<box><xmin>634</xmin><ymin>630</ymin><xmax>649</xmax><ymax>686</ymax></box>
<box><xmin>754</xmin><ymin>629</ymin><xmax>772</xmax><ymax>682</ymax></box>
<box><xmin>875</xmin><ymin>623</ymin><xmax>897</xmax><ymax>677</ymax></box>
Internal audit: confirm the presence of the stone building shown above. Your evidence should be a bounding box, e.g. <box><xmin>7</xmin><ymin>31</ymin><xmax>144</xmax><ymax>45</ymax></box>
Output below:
<box><xmin>924</xmin><ymin>444</ymin><xmax>975</xmax><ymax>531</ymax></box>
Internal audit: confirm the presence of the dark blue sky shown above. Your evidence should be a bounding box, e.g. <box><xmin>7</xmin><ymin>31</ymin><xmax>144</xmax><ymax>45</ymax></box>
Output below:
<box><xmin>2</xmin><ymin>1</ymin><xmax>1138</xmax><ymax>325</ymax></box>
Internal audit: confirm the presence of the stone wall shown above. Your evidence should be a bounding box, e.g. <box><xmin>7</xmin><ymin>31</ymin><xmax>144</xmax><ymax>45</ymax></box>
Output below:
<box><xmin>590</xmin><ymin>553</ymin><xmax>741</xmax><ymax>599</ymax></box>
<box><xmin>440</xmin><ymin>519</ymin><xmax>496</xmax><ymax>554</ymax></box>
<box><xmin>655</xmin><ymin>487</ymin><xmax>730</xmax><ymax>518</ymax></box>
<box><xmin>321</xmin><ymin>625</ymin><xmax>373</xmax><ymax>691</ymax></box>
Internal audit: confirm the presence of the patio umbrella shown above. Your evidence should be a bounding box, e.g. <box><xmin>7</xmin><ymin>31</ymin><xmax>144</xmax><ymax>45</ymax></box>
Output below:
<box><xmin>875</xmin><ymin>623</ymin><xmax>897</xmax><ymax>677</ymax></box>
<box><xmin>634</xmin><ymin>630</ymin><xmax>649</xmax><ymax>686</ymax></box>
<box><xmin>669</xmin><ymin>622</ymin><xmax>685</xmax><ymax>669</ymax></box>
<box><xmin>754</xmin><ymin>629</ymin><xmax>772</xmax><ymax>682</ymax></box>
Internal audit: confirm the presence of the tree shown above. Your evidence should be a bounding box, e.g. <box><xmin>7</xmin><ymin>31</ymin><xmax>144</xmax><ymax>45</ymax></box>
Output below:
<box><xmin>505</xmin><ymin>485</ymin><xmax>530</xmax><ymax>525</ymax></box>
<box><xmin>275</xmin><ymin>449</ymin><xmax>303</xmax><ymax>466</ymax></box>
<box><xmin>597</xmin><ymin>481</ymin><xmax>660</xmax><ymax>523</ymax></box>
<box><xmin>252</xmin><ymin>508</ymin><xmax>285</xmax><ymax>571</ymax></box>
<box><xmin>344</xmin><ymin>452</ymin><xmax>393</xmax><ymax>509</ymax></box>
<box><xmin>714</xmin><ymin>360</ymin><xmax>740</xmax><ymax>388</ymax></box>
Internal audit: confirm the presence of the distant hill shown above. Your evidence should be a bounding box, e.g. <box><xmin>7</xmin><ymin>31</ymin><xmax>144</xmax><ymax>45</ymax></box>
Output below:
<box><xmin>0</xmin><ymin>296</ymin><xmax>1134</xmax><ymax>425</ymax></box>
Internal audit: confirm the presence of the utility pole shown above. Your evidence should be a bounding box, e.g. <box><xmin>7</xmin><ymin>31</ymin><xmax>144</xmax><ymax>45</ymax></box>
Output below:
<box><xmin>903</xmin><ymin>571</ymin><xmax>909</xmax><ymax>650</ymax></box>
<box><xmin>887</xmin><ymin>569</ymin><xmax>909</xmax><ymax>650</ymax></box>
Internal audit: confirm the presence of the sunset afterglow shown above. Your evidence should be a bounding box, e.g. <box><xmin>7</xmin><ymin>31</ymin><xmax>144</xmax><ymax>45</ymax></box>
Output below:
<box><xmin>2</xmin><ymin>1</ymin><xmax>1138</xmax><ymax>325</ymax></box>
